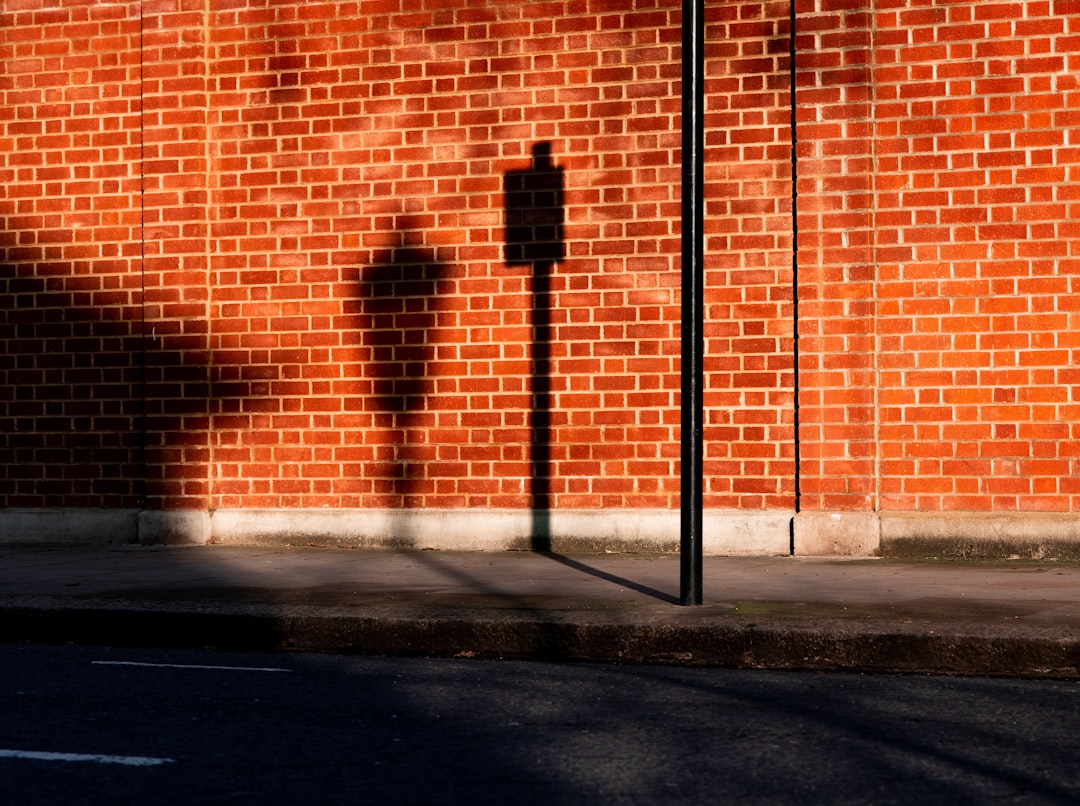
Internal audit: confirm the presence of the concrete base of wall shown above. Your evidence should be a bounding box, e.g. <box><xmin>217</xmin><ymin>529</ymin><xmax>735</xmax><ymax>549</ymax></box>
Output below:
<box><xmin>0</xmin><ymin>509</ymin><xmax>212</xmax><ymax>547</ymax></box>
<box><xmin>8</xmin><ymin>508</ymin><xmax>1080</xmax><ymax>558</ymax></box>
<box><xmin>138</xmin><ymin>510</ymin><xmax>213</xmax><ymax>546</ymax></box>
<box><xmin>0</xmin><ymin>508</ymin><xmax>793</xmax><ymax>555</ymax></box>
<box><xmin>878</xmin><ymin>512</ymin><xmax>1080</xmax><ymax>560</ymax></box>
<box><xmin>792</xmin><ymin>511</ymin><xmax>881</xmax><ymax>556</ymax></box>
<box><xmin>210</xmin><ymin>508</ymin><xmax>793</xmax><ymax>555</ymax></box>
<box><xmin>793</xmin><ymin>510</ymin><xmax>1080</xmax><ymax>559</ymax></box>
<box><xmin>0</xmin><ymin>509</ymin><xmax>142</xmax><ymax>545</ymax></box>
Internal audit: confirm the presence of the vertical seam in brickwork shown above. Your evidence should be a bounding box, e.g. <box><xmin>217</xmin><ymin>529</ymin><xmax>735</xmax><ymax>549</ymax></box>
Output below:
<box><xmin>870</xmin><ymin>5</ymin><xmax>881</xmax><ymax>513</ymax></box>
<box><xmin>202</xmin><ymin>0</ymin><xmax>214</xmax><ymax>505</ymax></box>
<box><xmin>138</xmin><ymin>0</ymin><xmax>148</xmax><ymax>507</ymax></box>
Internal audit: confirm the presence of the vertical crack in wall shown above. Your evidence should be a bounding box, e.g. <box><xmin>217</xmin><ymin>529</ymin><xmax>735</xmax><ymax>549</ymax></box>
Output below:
<box><xmin>138</xmin><ymin>0</ymin><xmax>148</xmax><ymax>507</ymax></box>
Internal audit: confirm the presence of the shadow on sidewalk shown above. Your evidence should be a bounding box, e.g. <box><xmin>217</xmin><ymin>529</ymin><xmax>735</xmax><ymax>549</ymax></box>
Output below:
<box><xmin>536</xmin><ymin>552</ymin><xmax>679</xmax><ymax>605</ymax></box>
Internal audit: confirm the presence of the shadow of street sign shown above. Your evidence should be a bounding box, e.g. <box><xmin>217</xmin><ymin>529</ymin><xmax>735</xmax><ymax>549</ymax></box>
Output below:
<box><xmin>504</xmin><ymin>143</ymin><xmax>565</xmax><ymax>551</ymax></box>
<box><xmin>504</xmin><ymin>143</ymin><xmax>565</xmax><ymax>267</ymax></box>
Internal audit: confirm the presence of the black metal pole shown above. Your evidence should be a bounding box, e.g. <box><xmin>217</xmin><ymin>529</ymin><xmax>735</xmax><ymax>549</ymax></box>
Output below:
<box><xmin>680</xmin><ymin>0</ymin><xmax>705</xmax><ymax>605</ymax></box>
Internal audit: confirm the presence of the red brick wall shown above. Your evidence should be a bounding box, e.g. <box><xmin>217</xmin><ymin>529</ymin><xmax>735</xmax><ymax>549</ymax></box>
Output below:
<box><xmin>3</xmin><ymin>0</ymin><xmax>1076</xmax><ymax>524</ymax></box>
<box><xmin>874</xmin><ymin>0</ymin><xmax>1080</xmax><ymax>513</ymax></box>
<box><xmin>0</xmin><ymin>1</ymin><xmax>143</xmax><ymax>508</ymax></box>
<box><xmin>143</xmin><ymin>1</ymin><xmax>213</xmax><ymax>509</ymax></box>
<box><xmin>0</xmin><ymin>0</ymin><xmax>795</xmax><ymax>514</ymax></box>
<box><xmin>797</xmin><ymin>0</ymin><xmax>1080</xmax><ymax>516</ymax></box>
<box><xmin>705</xmin><ymin>1</ymin><xmax>796</xmax><ymax>510</ymax></box>
<box><xmin>202</xmin><ymin>0</ymin><xmax>698</xmax><ymax>511</ymax></box>
<box><xmin>795</xmin><ymin>0</ymin><xmax>876</xmax><ymax>513</ymax></box>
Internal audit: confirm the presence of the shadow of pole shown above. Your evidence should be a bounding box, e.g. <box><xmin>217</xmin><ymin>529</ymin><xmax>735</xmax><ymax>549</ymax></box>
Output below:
<box><xmin>504</xmin><ymin>143</ymin><xmax>565</xmax><ymax>552</ymax></box>
<box><xmin>503</xmin><ymin>145</ymin><xmax>678</xmax><ymax>603</ymax></box>
<box><xmin>531</xmin><ymin>256</ymin><xmax>553</xmax><ymax>549</ymax></box>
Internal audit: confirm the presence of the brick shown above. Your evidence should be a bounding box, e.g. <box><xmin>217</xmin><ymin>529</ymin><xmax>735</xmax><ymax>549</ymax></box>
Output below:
<box><xmin>0</xmin><ymin>0</ymin><xmax>1073</xmax><ymax>520</ymax></box>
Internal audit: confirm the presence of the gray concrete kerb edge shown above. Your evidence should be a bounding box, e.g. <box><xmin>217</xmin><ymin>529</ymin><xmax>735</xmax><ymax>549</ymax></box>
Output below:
<box><xmin>2</xmin><ymin>601</ymin><xmax>1079</xmax><ymax>677</ymax></box>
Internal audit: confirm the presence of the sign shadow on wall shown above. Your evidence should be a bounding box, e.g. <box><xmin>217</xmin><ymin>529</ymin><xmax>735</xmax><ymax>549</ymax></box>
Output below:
<box><xmin>504</xmin><ymin>145</ymin><xmax>678</xmax><ymax>602</ymax></box>
<box><xmin>504</xmin><ymin>142</ymin><xmax>565</xmax><ymax>552</ymax></box>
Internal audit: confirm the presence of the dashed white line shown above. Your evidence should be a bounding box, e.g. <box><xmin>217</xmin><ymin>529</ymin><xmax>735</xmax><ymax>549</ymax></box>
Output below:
<box><xmin>92</xmin><ymin>660</ymin><xmax>291</xmax><ymax>673</ymax></box>
<box><xmin>0</xmin><ymin>749</ymin><xmax>174</xmax><ymax>767</ymax></box>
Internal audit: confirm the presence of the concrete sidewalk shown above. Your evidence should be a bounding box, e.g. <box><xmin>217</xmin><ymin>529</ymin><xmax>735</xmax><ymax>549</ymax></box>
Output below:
<box><xmin>1</xmin><ymin>544</ymin><xmax>1078</xmax><ymax>677</ymax></box>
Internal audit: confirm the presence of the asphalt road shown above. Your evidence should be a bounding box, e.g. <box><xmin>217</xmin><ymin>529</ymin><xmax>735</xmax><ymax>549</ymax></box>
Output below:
<box><xmin>1</xmin><ymin>643</ymin><xmax>1079</xmax><ymax>805</ymax></box>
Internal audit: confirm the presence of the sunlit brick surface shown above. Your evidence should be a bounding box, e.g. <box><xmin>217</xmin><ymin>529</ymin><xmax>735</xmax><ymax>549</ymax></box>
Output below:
<box><xmin>0</xmin><ymin>1</ymin><xmax>144</xmax><ymax>507</ymax></box>
<box><xmin>0</xmin><ymin>1</ymin><xmax>794</xmax><ymax>512</ymax></box>
<box><xmin>3</xmin><ymin>0</ymin><xmax>1076</xmax><ymax>519</ymax></box>
<box><xmin>796</xmin><ymin>0</ymin><xmax>1080</xmax><ymax>514</ymax></box>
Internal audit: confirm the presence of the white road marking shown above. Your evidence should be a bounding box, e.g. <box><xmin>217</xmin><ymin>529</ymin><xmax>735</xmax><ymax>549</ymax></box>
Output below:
<box><xmin>92</xmin><ymin>660</ymin><xmax>291</xmax><ymax>673</ymax></box>
<box><xmin>0</xmin><ymin>749</ymin><xmax>174</xmax><ymax>767</ymax></box>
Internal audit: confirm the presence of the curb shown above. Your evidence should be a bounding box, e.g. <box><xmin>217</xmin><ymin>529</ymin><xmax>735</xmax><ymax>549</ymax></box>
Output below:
<box><xmin>3</xmin><ymin>599</ymin><xmax>1078</xmax><ymax>679</ymax></box>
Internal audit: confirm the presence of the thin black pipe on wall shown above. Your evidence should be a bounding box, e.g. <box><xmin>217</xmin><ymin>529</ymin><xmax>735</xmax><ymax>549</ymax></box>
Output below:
<box><xmin>790</xmin><ymin>0</ymin><xmax>801</xmax><ymax>544</ymax></box>
<box><xmin>681</xmin><ymin>0</ymin><xmax>705</xmax><ymax>606</ymax></box>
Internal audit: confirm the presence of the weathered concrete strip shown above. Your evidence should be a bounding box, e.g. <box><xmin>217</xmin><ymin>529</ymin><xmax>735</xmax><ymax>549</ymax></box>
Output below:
<box><xmin>9</xmin><ymin>508</ymin><xmax>1080</xmax><ymax>559</ymax></box>
<box><xmin>0</xmin><ymin>507</ymin><xmax>793</xmax><ymax>555</ymax></box>
<box><xmin>2</xmin><ymin>545</ymin><xmax>1079</xmax><ymax>677</ymax></box>
<box><xmin>2</xmin><ymin>596</ymin><xmax>1078</xmax><ymax>678</ymax></box>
